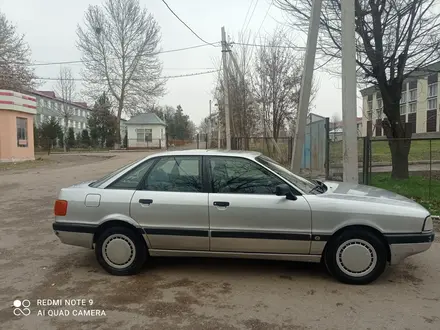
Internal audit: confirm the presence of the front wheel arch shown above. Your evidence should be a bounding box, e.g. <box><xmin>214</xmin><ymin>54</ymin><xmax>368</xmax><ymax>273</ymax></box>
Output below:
<box><xmin>321</xmin><ymin>225</ymin><xmax>391</xmax><ymax>263</ymax></box>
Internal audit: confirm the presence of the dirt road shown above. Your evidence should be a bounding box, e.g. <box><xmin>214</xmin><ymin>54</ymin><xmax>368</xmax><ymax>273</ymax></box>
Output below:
<box><xmin>0</xmin><ymin>152</ymin><xmax>439</xmax><ymax>330</ymax></box>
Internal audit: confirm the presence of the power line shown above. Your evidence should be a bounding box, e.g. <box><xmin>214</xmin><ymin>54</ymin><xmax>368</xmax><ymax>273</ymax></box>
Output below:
<box><xmin>26</xmin><ymin>70</ymin><xmax>220</xmax><ymax>82</ymax></box>
<box><xmin>160</xmin><ymin>0</ymin><xmax>219</xmax><ymax>47</ymax></box>
<box><xmin>230</xmin><ymin>41</ymin><xmax>308</xmax><ymax>50</ymax></box>
<box><xmin>257</xmin><ymin>0</ymin><xmax>273</xmax><ymax>36</ymax></box>
<box><xmin>240</xmin><ymin>0</ymin><xmax>255</xmax><ymax>35</ymax></box>
<box><xmin>24</xmin><ymin>44</ymin><xmax>216</xmax><ymax>67</ymax></box>
<box><xmin>243</xmin><ymin>0</ymin><xmax>260</xmax><ymax>35</ymax></box>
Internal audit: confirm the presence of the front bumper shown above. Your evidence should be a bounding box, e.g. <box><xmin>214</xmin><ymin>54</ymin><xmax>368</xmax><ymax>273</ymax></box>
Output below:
<box><xmin>386</xmin><ymin>232</ymin><xmax>435</xmax><ymax>265</ymax></box>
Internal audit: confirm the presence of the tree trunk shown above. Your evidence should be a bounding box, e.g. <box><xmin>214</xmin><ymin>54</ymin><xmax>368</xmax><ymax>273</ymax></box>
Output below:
<box><xmin>388</xmin><ymin>139</ymin><xmax>410</xmax><ymax>179</ymax></box>
<box><xmin>382</xmin><ymin>99</ymin><xmax>412</xmax><ymax>180</ymax></box>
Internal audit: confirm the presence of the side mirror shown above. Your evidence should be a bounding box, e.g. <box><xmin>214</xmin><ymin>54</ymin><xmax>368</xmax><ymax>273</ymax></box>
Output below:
<box><xmin>275</xmin><ymin>184</ymin><xmax>297</xmax><ymax>200</ymax></box>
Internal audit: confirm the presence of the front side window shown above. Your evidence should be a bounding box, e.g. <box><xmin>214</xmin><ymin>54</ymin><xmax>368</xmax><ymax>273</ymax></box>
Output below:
<box><xmin>409</xmin><ymin>102</ymin><xmax>417</xmax><ymax>113</ymax></box>
<box><xmin>400</xmin><ymin>104</ymin><xmax>406</xmax><ymax>115</ymax></box>
<box><xmin>209</xmin><ymin>156</ymin><xmax>284</xmax><ymax>195</ymax></box>
<box><xmin>16</xmin><ymin>117</ymin><xmax>28</xmax><ymax>147</ymax></box>
<box><xmin>144</xmin><ymin>156</ymin><xmax>202</xmax><ymax>192</ymax></box>
<box><xmin>107</xmin><ymin>159</ymin><xmax>156</xmax><ymax>190</ymax></box>
<box><xmin>256</xmin><ymin>155</ymin><xmax>316</xmax><ymax>193</ymax></box>
<box><xmin>136</xmin><ymin>129</ymin><xmax>144</xmax><ymax>142</ymax></box>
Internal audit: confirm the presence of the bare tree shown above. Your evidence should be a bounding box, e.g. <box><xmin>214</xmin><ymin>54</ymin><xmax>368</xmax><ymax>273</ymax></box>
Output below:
<box><xmin>0</xmin><ymin>11</ymin><xmax>36</xmax><ymax>91</ymax></box>
<box><xmin>276</xmin><ymin>0</ymin><xmax>440</xmax><ymax>179</ymax></box>
<box><xmin>76</xmin><ymin>0</ymin><xmax>166</xmax><ymax>148</ymax></box>
<box><xmin>55</xmin><ymin>67</ymin><xmax>76</xmax><ymax>152</ymax></box>
<box><xmin>253</xmin><ymin>30</ymin><xmax>317</xmax><ymax>142</ymax></box>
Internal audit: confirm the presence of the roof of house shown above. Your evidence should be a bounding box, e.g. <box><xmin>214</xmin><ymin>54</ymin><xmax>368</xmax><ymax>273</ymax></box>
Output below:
<box><xmin>126</xmin><ymin>113</ymin><xmax>167</xmax><ymax>126</ymax></box>
<box><xmin>28</xmin><ymin>90</ymin><xmax>90</xmax><ymax>110</ymax></box>
<box><xmin>360</xmin><ymin>60</ymin><xmax>440</xmax><ymax>96</ymax></box>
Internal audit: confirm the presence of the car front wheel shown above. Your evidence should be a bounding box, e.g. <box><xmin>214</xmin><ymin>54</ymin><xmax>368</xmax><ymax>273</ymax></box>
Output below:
<box><xmin>95</xmin><ymin>226</ymin><xmax>147</xmax><ymax>276</ymax></box>
<box><xmin>324</xmin><ymin>229</ymin><xmax>387</xmax><ymax>285</ymax></box>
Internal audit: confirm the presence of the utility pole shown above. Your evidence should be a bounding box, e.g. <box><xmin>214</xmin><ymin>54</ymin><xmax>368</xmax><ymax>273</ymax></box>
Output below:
<box><xmin>341</xmin><ymin>0</ymin><xmax>358</xmax><ymax>183</ymax></box>
<box><xmin>221</xmin><ymin>26</ymin><xmax>232</xmax><ymax>150</ymax></box>
<box><xmin>208</xmin><ymin>99</ymin><xmax>212</xmax><ymax>148</ymax></box>
<box><xmin>291</xmin><ymin>0</ymin><xmax>323</xmax><ymax>172</ymax></box>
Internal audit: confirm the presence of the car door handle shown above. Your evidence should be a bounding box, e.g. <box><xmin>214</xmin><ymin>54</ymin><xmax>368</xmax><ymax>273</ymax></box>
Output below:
<box><xmin>213</xmin><ymin>201</ymin><xmax>229</xmax><ymax>207</ymax></box>
<box><xmin>139</xmin><ymin>199</ymin><xmax>153</xmax><ymax>205</ymax></box>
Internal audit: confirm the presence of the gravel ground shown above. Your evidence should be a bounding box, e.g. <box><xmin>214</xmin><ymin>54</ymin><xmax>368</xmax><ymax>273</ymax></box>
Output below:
<box><xmin>0</xmin><ymin>152</ymin><xmax>439</xmax><ymax>330</ymax></box>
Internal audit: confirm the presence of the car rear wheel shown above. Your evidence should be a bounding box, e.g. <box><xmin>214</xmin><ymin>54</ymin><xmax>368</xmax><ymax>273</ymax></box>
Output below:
<box><xmin>324</xmin><ymin>229</ymin><xmax>387</xmax><ymax>285</ymax></box>
<box><xmin>95</xmin><ymin>226</ymin><xmax>147</xmax><ymax>276</ymax></box>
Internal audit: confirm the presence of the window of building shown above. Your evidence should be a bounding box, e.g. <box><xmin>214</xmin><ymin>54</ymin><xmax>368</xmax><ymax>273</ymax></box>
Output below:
<box><xmin>44</xmin><ymin>100</ymin><xmax>49</xmax><ymax>108</ymax></box>
<box><xmin>428</xmin><ymin>98</ymin><xmax>437</xmax><ymax>110</ymax></box>
<box><xmin>409</xmin><ymin>102</ymin><xmax>417</xmax><ymax>113</ymax></box>
<box><xmin>40</xmin><ymin>114</ymin><xmax>44</xmax><ymax>123</ymax></box>
<box><xmin>401</xmin><ymin>91</ymin><xmax>407</xmax><ymax>104</ymax></box>
<box><xmin>428</xmin><ymin>83</ymin><xmax>438</xmax><ymax>98</ymax></box>
<box><xmin>400</xmin><ymin>104</ymin><xmax>406</xmax><ymax>115</ymax></box>
<box><xmin>136</xmin><ymin>128</ymin><xmax>152</xmax><ymax>142</ymax></box>
<box><xmin>367</xmin><ymin>110</ymin><xmax>372</xmax><ymax>121</ymax></box>
<box><xmin>409</xmin><ymin>89</ymin><xmax>417</xmax><ymax>102</ymax></box>
<box><xmin>367</xmin><ymin>100</ymin><xmax>372</xmax><ymax>111</ymax></box>
<box><xmin>144</xmin><ymin>156</ymin><xmax>202</xmax><ymax>192</ymax></box>
<box><xmin>16</xmin><ymin>117</ymin><xmax>28</xmax><ymax>147</ymax></box>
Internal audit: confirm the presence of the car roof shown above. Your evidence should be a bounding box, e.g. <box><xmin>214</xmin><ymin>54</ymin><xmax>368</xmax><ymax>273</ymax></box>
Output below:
<box><xmin>147</xmin><ymin>149</ymin><xmax>262</xmax><ymax>159</ymax></box>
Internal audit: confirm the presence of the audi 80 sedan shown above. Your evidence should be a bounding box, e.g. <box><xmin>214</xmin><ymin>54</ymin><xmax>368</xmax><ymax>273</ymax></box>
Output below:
<box><xmin>52</xmin><ymin>150</ymin><xmax>435</xmax><ymax>284</ymax></box>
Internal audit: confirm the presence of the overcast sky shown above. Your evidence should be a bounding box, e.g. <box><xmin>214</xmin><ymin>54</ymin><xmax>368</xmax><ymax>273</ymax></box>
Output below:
<box><xmin>1</xmin><ymin>0</ymin><xmax>363</xmax><ymax>125</ymax></box>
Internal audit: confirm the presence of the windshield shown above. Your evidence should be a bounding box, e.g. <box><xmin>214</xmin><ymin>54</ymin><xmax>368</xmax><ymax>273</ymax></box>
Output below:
<box><xmin>89</xmin><ymin>160</ymin><xmax>140</xmax><ymax>188</ymax></box>
<box><xmin>255</xmin><ymin>155</ymin><xmax>317</xmax><ymax>193</ymax></box>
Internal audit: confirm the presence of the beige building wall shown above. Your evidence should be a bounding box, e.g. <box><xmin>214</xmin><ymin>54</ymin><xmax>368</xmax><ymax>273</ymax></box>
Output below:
<box><xmin>0</xmin><ymin>90</ymin><xmax>37</xmax><ymax>162</ymax></box>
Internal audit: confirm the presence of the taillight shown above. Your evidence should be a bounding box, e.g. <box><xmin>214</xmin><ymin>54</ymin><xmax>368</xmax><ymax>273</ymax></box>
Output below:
<box><xmin>54</xmin><ymin>200</ymin><xmax>68</xmax><ymax>216</ymax></box>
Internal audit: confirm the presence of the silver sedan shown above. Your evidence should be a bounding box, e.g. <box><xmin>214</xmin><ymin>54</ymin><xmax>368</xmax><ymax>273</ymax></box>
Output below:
<box><xmin>52</xmin><ymin>150</ymin><xmax>435</xmax><ymax>284</ymax></box>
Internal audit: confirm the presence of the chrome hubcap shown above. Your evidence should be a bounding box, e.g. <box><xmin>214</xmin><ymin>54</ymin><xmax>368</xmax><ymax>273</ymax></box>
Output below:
<box><xmin>102</xmin><ymin>234</ymin><xmax>136</xmax><ymax>269</ymax></box>
<box><xmin>336</xmin><ymin>239</ymin><xmax>377</xmax><ymax>277</ymax></box>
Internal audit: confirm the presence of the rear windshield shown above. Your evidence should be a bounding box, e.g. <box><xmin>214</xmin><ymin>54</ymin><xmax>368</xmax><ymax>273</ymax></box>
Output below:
<box><xmin>89</xmin><ymin>161</ymin><xmax>138</xmax><ymax>188</ymax></box>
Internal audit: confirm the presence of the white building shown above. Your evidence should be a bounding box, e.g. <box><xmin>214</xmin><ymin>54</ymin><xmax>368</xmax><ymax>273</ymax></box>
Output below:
<box><xmin>30</xmin><ymin>90</ymin><xmax>91</xmax><ymax>134</ymax></box>
<box><xmin>126</xmin><ymin>113</ymin><xmax>167</xmax><ymax>149</ymax></box>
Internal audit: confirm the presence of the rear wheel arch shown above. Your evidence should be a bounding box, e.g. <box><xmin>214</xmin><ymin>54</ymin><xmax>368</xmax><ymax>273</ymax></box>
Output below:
<box><xmin>93</xmin><ymin>220</ymin><xmax>148</xmax><ymax>249</ymax></box>
<box><xmin>322</xmin><ymin>225</ymin><xmax>391</xmax><ymax>263</ymax></box>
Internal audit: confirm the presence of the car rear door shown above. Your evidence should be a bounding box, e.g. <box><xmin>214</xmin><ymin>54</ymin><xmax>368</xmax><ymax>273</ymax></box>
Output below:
<box><xmin>206</xmin><ymin>156</ymin><xmax>312</xmax><ymax>254</ymax></box>
<box><xmin>130</xmin><ymin>155</ymin><xmax>209</xmax><ymax>251</ymax></box>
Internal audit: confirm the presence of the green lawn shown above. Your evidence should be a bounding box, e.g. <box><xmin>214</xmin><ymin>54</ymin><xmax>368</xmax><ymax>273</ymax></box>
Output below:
<box><xmin>371</xmin><ymin>173</ymin><xmax>440</xmax><ymax>215</ymax></box>
<box><xmin>330</xmin><ymin>139</ymin><xmax>440</xmax><ymax>164</ymax></box>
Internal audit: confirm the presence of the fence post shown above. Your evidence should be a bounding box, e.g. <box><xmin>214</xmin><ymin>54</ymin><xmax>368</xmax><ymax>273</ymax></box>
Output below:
<box><xmin>362</xmin><ymin>136</ymin><xmax>371</xmax><ymax>185</ymax></box>
<box><xmin>165</xmin><ymin>133</ymin><xmax>169</xmax><ymax>150</ymax></box>
<box><xmin>196</xmin><ymin>134</ymin><xmax>199</xmax><ymax>149</ymax></box>
<box><xmin>325</xmin><ymin>117</ymin><xmax>330</xmax><ymax>180</ymax></box>
<box><xmin>288</xmin><ymin>137</ymin><xmax>293</xmax><ymax>166</ymax></box>
<box><xmin>159</xmin><ymin>139</ymin><xmax>161</xmax><ymax>149</ymax></box>
<box><xmin>429</xmin><ymin>139</ymin><xmax>432</xmax><ymax>199</ymax></box>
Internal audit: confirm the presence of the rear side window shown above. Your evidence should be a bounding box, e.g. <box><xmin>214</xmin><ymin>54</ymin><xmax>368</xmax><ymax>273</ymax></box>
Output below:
<box><xmin>107</xmin><ymin>159</ymin><xmax>156</xmax><ymax>190</ymax></box>
<box><xmin>143</xmin><ymin>156</ymin><xmax>202</xmax><ymax>192</ymax></box>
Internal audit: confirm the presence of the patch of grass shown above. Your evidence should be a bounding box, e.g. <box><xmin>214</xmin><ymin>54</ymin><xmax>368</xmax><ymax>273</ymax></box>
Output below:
<box><xmin>330</xmin><ymin>139</ymin><xmax>440</xmax><ymax>164</ymax></box>
<box><xmin>0</xmin><ymin>157</ymin><xmax>52</xmax><ymax>172</ymax></box>
<box><xmin>371</xmin><ymin>173</ymin><xmax>440</xmax><ymax>215</ymax></box>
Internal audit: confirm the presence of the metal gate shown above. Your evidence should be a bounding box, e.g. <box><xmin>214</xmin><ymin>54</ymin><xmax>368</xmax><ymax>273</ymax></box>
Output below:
<box><xmin>300</xmin><ymin>113</ymin><xmax>329</xmax><ymax>178</ymax></box>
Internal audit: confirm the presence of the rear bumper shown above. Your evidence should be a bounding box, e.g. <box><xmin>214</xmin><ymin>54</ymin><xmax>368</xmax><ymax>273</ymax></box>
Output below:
<box><xmin>53</xmin><ymin>222</ymin><xmax>95</xmax><ymax>249</ymax></box>
<box><xmin>386</xmin><ymin>232</ymin><xmax>435</xmax><ymax>265</ymax></box>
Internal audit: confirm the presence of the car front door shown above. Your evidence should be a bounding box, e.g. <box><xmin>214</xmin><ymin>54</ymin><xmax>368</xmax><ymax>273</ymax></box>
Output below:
<box><xmin>130</xmin><ymin>155</ymin><xmax>209</xmax><ymax>251</ymax></box>
<box><xmin>207</xmin><ymin>156</ymin><xmax>312</xmax><ymax>254</ymax></box>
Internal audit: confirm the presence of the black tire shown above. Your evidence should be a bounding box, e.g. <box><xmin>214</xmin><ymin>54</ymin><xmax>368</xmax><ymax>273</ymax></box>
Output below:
<box><xmin>324</xmin><ymin>229</ymin><xmax>387</xmax><ymax>285</ymax></box>
<box><xmin>95</xmin><ymin>226</ymin><xmax>147</xmax><ymax>276</ymax></box>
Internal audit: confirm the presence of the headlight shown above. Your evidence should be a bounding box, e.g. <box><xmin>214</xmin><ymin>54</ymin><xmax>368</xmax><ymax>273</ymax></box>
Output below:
<box><xmin>423</xmin><ymin>216</ymin><xmax>433</xmax><ymax>232</ymax></box>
